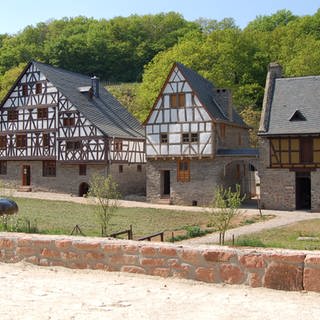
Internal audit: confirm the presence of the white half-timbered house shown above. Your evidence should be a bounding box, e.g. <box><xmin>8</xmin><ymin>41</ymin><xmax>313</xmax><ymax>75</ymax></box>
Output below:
<box><xmin>144</xmin><ymin>62</ymin><xmax>257</xmax><ymax>205</ymax></box>
<box><xmin>0</xmin><ymin>61</ymin><xmax>146</xmax><ymax>196</ymax></box>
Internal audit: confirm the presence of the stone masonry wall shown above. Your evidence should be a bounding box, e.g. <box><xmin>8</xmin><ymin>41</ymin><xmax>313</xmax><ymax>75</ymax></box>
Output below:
<box><xmin>0</xmin><ymin>233</ymin><xmax>320</xmax><ymax>292</ymax></box>
<box><xmin>147</xmin><ymin>158</ymin><xmax>253</xmax><ymax>206</ymax></box>
<box><xmin>2</xmin><ymin>161</ymin><xmax>145</xmax><ymax>197</ymax></box>
<box><xmin>259</xmin><ymin>138</ymin><xmax>296</xmax><ymax>210</ymax></box>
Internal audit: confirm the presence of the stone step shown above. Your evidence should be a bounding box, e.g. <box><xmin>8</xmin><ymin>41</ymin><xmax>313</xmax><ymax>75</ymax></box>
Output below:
<box><xmin>17</xmin><ymin>186</ymin><xmax>32</xmax><ymax>192</ymax></box>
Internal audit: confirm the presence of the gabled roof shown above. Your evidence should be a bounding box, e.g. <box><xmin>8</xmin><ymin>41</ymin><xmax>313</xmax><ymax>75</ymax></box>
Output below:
<box><xmin>1</xmin><ymin>61</ymin><xmax>144</xmax><ymax>139</ymax></box>
<box><xmin>262</xmin><ymin>76</ymin><xmax>320</xmax><ymax>135</ymax></box>
<box><xmin>146</xmin><ymin>62</ymin><xmax>246</xmax><ymax>126</ymax></box>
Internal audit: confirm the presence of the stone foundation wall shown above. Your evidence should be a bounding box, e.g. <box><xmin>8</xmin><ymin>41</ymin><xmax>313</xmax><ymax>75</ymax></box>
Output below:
<box><xmin>2</xmin><ymin>161</ymin><xmax>145</xmax><ymax>197</ymax></box>
<box><xmin>147</xmin><ymin>158</ymin><xmax>252</xmax><ymax>206</ymax></box>
<box><xmin>1</xmin><ymin>233</ymin><xmax>319</xmax><ymax>292</ymax></box>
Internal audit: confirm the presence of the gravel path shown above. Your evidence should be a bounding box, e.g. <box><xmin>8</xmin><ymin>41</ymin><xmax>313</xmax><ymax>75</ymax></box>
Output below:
<box><xmin>0</xmin><ymin>262</ymin><xmax>319</xmax><ymax>320</ymax></box>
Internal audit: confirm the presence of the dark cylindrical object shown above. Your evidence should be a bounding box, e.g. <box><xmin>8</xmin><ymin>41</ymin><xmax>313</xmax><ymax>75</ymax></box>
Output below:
<box><xmin>0</xmin><ymin>198</ymin><xmax>18</xmax><ymax>216</ymax></box>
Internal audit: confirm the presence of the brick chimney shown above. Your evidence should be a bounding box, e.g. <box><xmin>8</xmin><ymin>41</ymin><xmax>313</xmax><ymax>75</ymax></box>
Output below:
<box><xmin>91</xmin><ymin>76</ymin><xmax>100</xmax><ymax>98</ymax></box>
<box><xmin>213</xmin><ymin>88</ymin><xmax>233</xmax><ymax>121</ymax></box>
<box><xmin>259</xmin><ymin>62</ymin><xmax>283</xmax><ymax>132</ymax></box>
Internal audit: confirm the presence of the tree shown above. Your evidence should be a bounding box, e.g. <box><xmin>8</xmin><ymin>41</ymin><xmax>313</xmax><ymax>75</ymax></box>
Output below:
<box><xmin>88</xmin><ymin>174</ymin><xmax>121</xmax><ymax>237</ymax></box>
<box><xmin>210</xmin><ymin>185</ymin><xmax>244</xmax><ymax>245</ymax></box>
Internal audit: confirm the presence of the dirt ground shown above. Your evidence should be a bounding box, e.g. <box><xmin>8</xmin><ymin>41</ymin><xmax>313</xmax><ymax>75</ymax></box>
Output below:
<box><xmin>0</xmin><ymin>262</ymin><xmax>319</xmax><ymax>320</ymax></box>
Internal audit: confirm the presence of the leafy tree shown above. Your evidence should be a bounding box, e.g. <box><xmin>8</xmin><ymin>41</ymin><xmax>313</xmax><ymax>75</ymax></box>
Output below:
<box><xmin>240</xmin><ymin>106</ymin><xmax>261</xmax><ymax>147</ymax></box>
<box><xmin>210</xmin><ymin>185</ymin><xmax>244</xmax><ymax>245</ymax></box>
<box><xmin>88</xmin><ymin>174</ymin><xmax>121</xmax><ymax>237</ymax></box>
<box><xmin>245</xmin><ymin>10</ymin><xmax>298</xmax><ymax>32</ymax></box>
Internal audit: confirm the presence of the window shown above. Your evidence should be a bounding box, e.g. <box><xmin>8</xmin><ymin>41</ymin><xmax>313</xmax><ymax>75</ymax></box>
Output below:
<box><xmin>16</xmin><ymin>134</ymin><xmax>27</xmax><ymax>148</ymax></box>
<box><xmin>43</xmin><ymin>161</ymin><xmax>56</xmax><ymax>177</ymax></box>
<box><xmin>170</xmin><ymin>93</ymin><xmax>185</xmax><ymax>108</ymax></box>
<box><xmin>37</xmin><ymin>108</ymin><xmax>48</xmax><ymax>119</ymax></box>
<box><xmin>300</xmin><ymin>138</ymin><xmax>313</xmax><ymax>163</ymax></box>
<box><xmin>79</xmin><ymin>164</ymin><xmax>87</xmax><ymax>176</ymax></box>
<box><xmin>115</xmin><ymin>140</ymin><xmax>123</xmax><ymax>151</ymax></box>
<box><xmin>182</xmin><ymin>133</ymin><xmax>198</xmax><ymax>143</ymax></box>
<box><xmin>63</xmin><ymin>117</ymin><xmax>75</xmax><ymax>127</ymax></box>
<box><xmin>119</xmin><ymin>165</ymin><xmax>123</xmax><ymax>173</ymax></box>
<box><xmin>0</xmin><ymin>161</ymin><xmax>7</xmax><ymax>175</ymax></box>
<box><xmin>191</xmin><ymin>133</ymin><xmax>198</xmax><ymax>143</ymax></box>
<box><xmin>137</xmin><ymin>164</ymin><xmax>142</xmax><ymax>172</ymax></box>
<box><xmin>35</xmin><ymin>83</ymin><xmax>42</xmax><ymax>94</ymax></box>
<box><xmin>220</xmin><ymin>124</ymin><xmax>226</xmax><ymax>138</ymax></box>
<box><xmin>8</xmin><ymin>110</ymin><xmax>18</xmax><ymax>122</ymax></box>
<box><xmin>0</xmin><ymin>136</ymin><xmax>7</xmax><ymax>149</ymax></box>
<box><xmin>66</xmin><ymin>141</ymin><xmax>81</xmax><ymax>151</ymax></box>
<box><xmin>238</xmin><ymin>133</ymin><xmax>242</xmax><ymax>146</ymax></box>
<box><xmin>177</xmin><ymin>159</ymin><xmax>190</xmax><ymax>182</ymax></box>
<box><xmin>22</xmin><ymin>84</ymin><xmax>28</xmax><ymax>97</ymax></box>
<box><xmin>161</xmin><ymin>133</ymin><xmax>168</xmax><ymax>144</ymax></box>
<box><xmin>43</xmin><ymin>133</ymin><xmax>50</xmax><ymax>148</ymax></box>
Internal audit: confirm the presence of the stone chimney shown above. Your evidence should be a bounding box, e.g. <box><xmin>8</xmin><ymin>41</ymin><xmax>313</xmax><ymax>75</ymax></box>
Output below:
<box><xmin>259</xmin><ymin>62</ymin><xmax>283</xmax><ymax>133</ymax></box>
<box><xmin>91</xmin><ymin>76</ymin><xmax>100</xmax><ymax>98</ymax></box>
<box><xmin>213</xmin><ymin>88</ymin><xmax>233</xmax><ymax>121</ymax></box>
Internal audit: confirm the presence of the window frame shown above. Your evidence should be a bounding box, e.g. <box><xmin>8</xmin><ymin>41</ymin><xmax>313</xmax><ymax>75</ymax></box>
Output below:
<box><xmin>8</xmin><ymin>110</ymin><xmax>18</xmax><ymax>122</ymax></box>
<box><xmin>177</xmin><ymin>159</ymin><xmax>190</xmax><ymax>182</ymax></box>
<box><xmin>22</xmin><ymin>84</ymin><xmax>28</xmax><ymax>97</ymax></box>
<box><xmin>170</xmin><ymin>93</ymin><xmax>185</xmax><ymax>108</ymax></box>
<box><xmin>160</xmin><ymin>133</ymin><xmax>168</xmax><ymax>144</ymax></box>
<box><xmin>35</xmin><ymin>82</ymin><xmax>42</xmax><ymax>94</ymax></box>
<box><xmin>16</xmin><ymin>134</ymin><xmax>27</xmax><ymax>148</ymax></box>
<box><xmin>37</xmin><ymin>107</ymin><xmax>48</xmax><ymax>119</ymax></box>
<box><xmin>79</xmin><ymin>164</ymin><xmax>87</xmax><ymax>176</ymax></box>
<box><xmin>42</xmin><ymin>160</ymin><xmax>56</xmax><ymax>177</ymax></box>
<box><xmin>0</xmin><ymin>135</ymin><xmax>7</xmax><ymax>149</ymax></box>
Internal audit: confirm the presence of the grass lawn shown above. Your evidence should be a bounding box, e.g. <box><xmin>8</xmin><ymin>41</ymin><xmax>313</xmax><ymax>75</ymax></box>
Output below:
<box><xmin>231</xmin><ymin>219</ymin><xmax>320</xmax><ymax>250</ymax></box>
<box><xmin>2</xmin><ymin>197</ymin><xmax>214</xmax><ymax>240</ymax></box>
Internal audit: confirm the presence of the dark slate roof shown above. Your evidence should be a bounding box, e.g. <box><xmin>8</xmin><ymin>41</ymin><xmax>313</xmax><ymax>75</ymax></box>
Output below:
<box><xmin>262</xmin><ymin>76</ymin><xmax>320</xmax><ymax>135</ymax></box>
<box><xmin>176</xmin><ymin>62</ymin><xmax>246</xmax><ymax>127</ymax></box>
<box><xmin>33</xmin><ymin>61</ymin><xmax>144</xmax><ymax>139</ymax></box>
<box><xmin>216</xmin><ymin>148</ymin><xmax>259</xmax><ymax>157</ymax></box>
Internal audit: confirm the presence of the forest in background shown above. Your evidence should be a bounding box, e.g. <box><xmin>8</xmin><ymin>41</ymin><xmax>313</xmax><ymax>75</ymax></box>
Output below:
<box><xmin>1</xmin><ymin>9</ymin><xmax>320</xmax><ymax>145</ymax></box>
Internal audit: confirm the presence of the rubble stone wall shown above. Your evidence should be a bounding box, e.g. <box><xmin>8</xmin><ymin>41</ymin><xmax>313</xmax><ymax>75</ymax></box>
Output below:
<box><xmin>0</xmin><ymin>233</ymin><xmax>319</xmax><ymax>292</ymax></box>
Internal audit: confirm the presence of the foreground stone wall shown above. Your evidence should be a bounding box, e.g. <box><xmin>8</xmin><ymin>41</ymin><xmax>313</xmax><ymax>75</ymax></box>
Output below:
<box><xmin>1</xmin><ymin>233</ymin><xmax>320</xmax><ymax>292</ymax></box>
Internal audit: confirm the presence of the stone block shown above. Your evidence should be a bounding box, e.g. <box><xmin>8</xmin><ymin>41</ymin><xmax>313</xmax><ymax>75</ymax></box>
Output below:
<box><xmin>121</xmin><ymin>266</ymin><xmax>146</xmax><ymax>274</ymax></box>
<box><xmin>264</xmin><ymin>262</ymin><xmax>303</xmax><ymax>291</ymax></box>
<box><xmin>220</xmin><ymin>264</ymin><xmax>245</xmax><ymax>284</ymax></box>
<box><xmin>303</xmin><ymin>268</ymin><xmax>320</xmax><ymax>292</ymax></box>
<box><xmin>195</xmin><ymin>267</ymin><xmax>215</xmax><ymax>283</ymax></box>
<box><xmin>140</xmin><ymin>257</ymin><xmax>165</xmax><ymax>267</ymax></box>
<box><xmin>140</xmin><ymin>246</ymin><xmax>158</xmax><ymax>257</ymax></box>
<box><xmin>239</xmin><ymin>254</ymin><xmax>266</xmax><ymax>269</ymax></box>
<box><xmin>73</xmin><ymin>241</ymin><xmax>101</xmax><ymax>251</ymax></box>
<box><xmin>203</xmin><ymin>250</ymin><xmax>235</xmax><ymax>263</ymax></box>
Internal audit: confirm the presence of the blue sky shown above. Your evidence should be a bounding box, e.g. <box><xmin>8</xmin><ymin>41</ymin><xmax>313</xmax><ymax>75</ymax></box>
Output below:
<box><xmin>1</xmin><ymin>0</ymin><xmax>319</xmax><ymax>34</ymax></box>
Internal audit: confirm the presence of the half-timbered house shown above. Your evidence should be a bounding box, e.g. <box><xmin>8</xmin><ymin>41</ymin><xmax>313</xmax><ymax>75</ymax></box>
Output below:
<box><xmin>259</xmin><ymin>62</ymin><xmax>320</xmax><ymax>211</ymax></box>
<box><xmin>144</xmin><ymin>62</ymin><xmax>256</xmax><ymax>205</ymax></box>
<box><xmin>0</xmin><ymin>61</ymin><xmax>146</xmax><ymax>196</ymax></box>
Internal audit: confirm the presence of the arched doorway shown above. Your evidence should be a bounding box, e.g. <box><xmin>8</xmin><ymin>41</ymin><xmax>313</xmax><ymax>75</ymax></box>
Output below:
<box><xmin>79</xmin><ymin>182</ymin><xmax>90</xmax><ymax>197</ymax></box>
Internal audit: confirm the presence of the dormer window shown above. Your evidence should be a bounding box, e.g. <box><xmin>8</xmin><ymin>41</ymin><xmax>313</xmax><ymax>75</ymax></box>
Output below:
<box><xmin>170</xmin><ymin>93</ymin><xmax>185</xmax><ymax>108</ymax></box>
<box><xmin>289</xmin><ymin>110</ymin><xmax>306</xmax><ymax>121</ymax></box>
<box><xmin>36</xmin><ymin>83</ymin><xmax>42</xmax><ymax>94</ymax></box>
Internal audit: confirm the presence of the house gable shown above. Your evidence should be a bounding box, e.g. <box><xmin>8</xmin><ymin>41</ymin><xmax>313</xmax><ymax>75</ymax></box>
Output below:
<box><xmin>144</xmin><ymin>63</ymin><xmax>214</xmax><ymax>158</ymax></box>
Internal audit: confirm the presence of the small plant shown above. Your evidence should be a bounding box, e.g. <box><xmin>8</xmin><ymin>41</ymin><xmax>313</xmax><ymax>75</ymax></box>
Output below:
<box><xmin>88</xmin><ymin>174</ymin><xmax>121</xmax><ymax>237</ymax></box>
<box><xmin>210</xmin><ymin>184</ymin><xmax>245</xmax><ymax>245</ymax></box>
<box><xmin>168</xmin><ymin>225</ymin><xmax>212</xmax><ymax>242</ymax></box>
<box><xmin>234</xmin><ymin>237</ymin><xmax>266</xmax><ymax>247</ymax></box>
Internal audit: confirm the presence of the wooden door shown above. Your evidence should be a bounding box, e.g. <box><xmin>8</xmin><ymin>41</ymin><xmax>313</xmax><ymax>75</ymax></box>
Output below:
<box><xmin>162</xmin><ymin>170</ymin><xmax>170</xmax><ymax>197</ymax></box>
<box><xmin>296</xmin><ymin>172</ymin><xmax>311</xmax><ymax>210</ymax></box>
<box><xmin>22</xmin><ymin>165</ymin><xmax>31</xmax><ymax>186</ymax></box>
